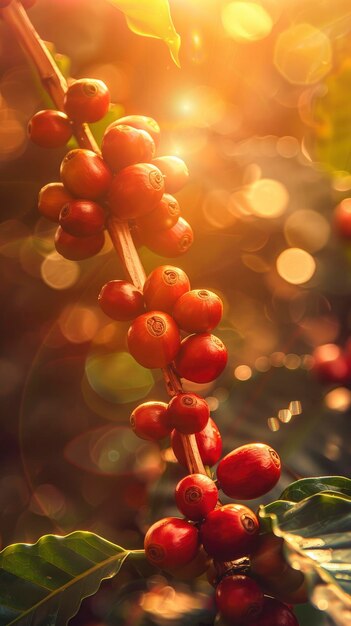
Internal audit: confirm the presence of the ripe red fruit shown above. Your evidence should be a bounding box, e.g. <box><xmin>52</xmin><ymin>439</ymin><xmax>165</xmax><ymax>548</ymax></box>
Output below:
<box><xmin>38</xmin><ymin>182</ymin><xmax>73</xmax><ymax>222</ymax></box>
<box><xmin>167</xmin><ymin>392</ymin><xmax>209</xmax><ymax>434</ymax></box>
<box><xmin>244</xmin><ymin>597</ymin><xmax>299</xmax><ymax>626</ymax></box>
<box><xmin>54</xmin><ymin>226</ymin><xmax>105</xmax><ymax>261</ymax></box>
<box><xmin>60</xmin><ymin>149</ymin><xmax>112</xmax><ymax>200</ymax></box>
<box><xmin>0</xmin><ymin>1</ymin><xmax>12</xmax><ymax>7</ymax></box>
<box><xmin>217</xmin><ymin>443</ymin><xmax>281</xmax><ymax>500</ymax></box>
<box><xmin>153</xmin><ymin>156</ymin><xmax>189</xmax><ymax>193</ymax></box>
<box><xmin>175</xmin><ymin>333</ymin><xmax>228</xmax><ymax>383</ymax></box>
<box><xmin>136</xmin><ymin>193</ymin><xmax>180</xmax><ymax>234</ymax></box>
<box><xmin>173</xmin><ymin>289</ymin><xmax>223</xmax><ymax>333</ymax></box>
<box><xmin>171</xmin><ymin>417</ymin><xmax>222</xmax><ymax>467</ymax></box>
<box><xmin>98</xmin><ymin>280</ymin><xmax>145</xmax><ymax>321</ymax></box>
<box><xmin>59</xmin><ymin>200</ymin><xmax>105</xmax><ymax>237</ymax></box>
<box><xmin>200</xmin><ymin>504</ymin><xmax>259</xmax><ymax>561</ymax></box>
<box><xmin>312</xmin><ymin>343</ymin><xmax>350</xmax><ymax>384</ymax></box>
<box><xmin>108</xmin><ymin>163</ymin><xmax>164</xmax><ymax>219</ymax></box>
<box><xmin>334</xmin><ymin>198</ymin><xmax>351</xmax><ymax>239</ymax></box>
<box><xmin>127</xmin><ymin>311</ymin><xmax>180</xmax><ymax>369</ymax></box>
<box><xmin>21</xmin><ymin>0</ymin><xmax>37</xmax><ymax>7</ymax></box>
<box><xmin>143</xmin><ymin>265</ymin><xmax>190</xmax><ymax>314</ymax></box>
<box><xmin>165</xmin><ymin>546</ymin><xmax>210</xmax><ymax>580</ymax></box>
<box><xmin>28</xmin><ymin>110</ymin><xmax>72</xmax><ymax>148</ymax></box>
<box><xmin>215</xmin><ymin>575</ymin><xmax>264</xmax><ymax>623</ymax></box>
<box><xmin>114</xmin><ymin>115</ymin><xmax>161</xmax><ymax>146</ymax></box>
<box><xmin>175</xmin><ymin>473</ymin><xmax>218</xmax><ymax>520</ymax></box>
<box><xmin>144</xmin><ymin>517</ymin><xmax>199</xmax><ymax>569</ymax></box>
<box><xmin>142</xmin><ymin>216</ymin><xmax>193</xmax><ymax>257</ymax></box>
<box><xmin>64</xmin><ymin>79</ymin><xmax>110</xmax><ymax>123</ymax></box>
<box><xmin>130</xmin><ymin>401</ymin><xmax>170</xmax><ymax>440</ymax></box>
<box><xmin>101</xmin><ymin>124</ymin><xmax>155</xmax><ymax>172</ymax></box>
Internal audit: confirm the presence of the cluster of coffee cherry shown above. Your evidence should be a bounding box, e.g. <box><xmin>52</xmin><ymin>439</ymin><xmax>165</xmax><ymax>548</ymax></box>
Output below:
<box><xmin>28</xmin><ymin>75</ymin><xmax>304</xmax><ymax>625</ymax></box>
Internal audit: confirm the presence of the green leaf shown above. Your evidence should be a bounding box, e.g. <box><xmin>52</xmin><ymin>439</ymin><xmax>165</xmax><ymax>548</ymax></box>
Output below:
<box><xmin>260</xmin><ymin>492</ymin><xmax>351</xmax><ymax>621</ymax></box>
<box><xmin>311</xmin><ymin>60</ymin><xmax>351</xmax><ymax>176</ymax></box>
<box><xmin>0</xmin><ymin>531</ymin><xmax>134</xmax><ymax>626</ymax></box>
<box><xmin>280</xmin><ymin>476</ymin><xmax>351</xmax><ymax>503</ymax></box>
<box><xmin>107</xmin><ymin>0</ymin><xmax>181</xmax><ymax>67</ymax></box>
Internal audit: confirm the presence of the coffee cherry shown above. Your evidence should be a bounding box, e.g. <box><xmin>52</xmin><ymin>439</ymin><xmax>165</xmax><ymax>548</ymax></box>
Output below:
<box><xmin>142</xmin><ymin>217</ymin><xmax>193</xmax><ymax>257</ymax></box>
<box><xmin>171</xmin><ymin>417</ymin><xmax>222</xmax><ymax>467</ymax></box>
<box><xmin>28</xmin><ymin>110</ymin><xmax>72</xmax><ymax>148</ymax></box>
<box><xmin>165</xmin><ymin>546</ymin><xmax>210</xmax><ymax>580</ymax></box>
<box><xmin>200</xmin><ymin>504</ymin><xmax>259</xmax><ymax>561</ymax></box>
<box><xmin>175</xmin><ymin>333</ymin><xmax>228</xmax><ymax>383</ymax></box>
<box><xmin>153</xmin><ymin>156</ymin><xmax>189</xmax><ymax>193</ymax></box>
<box><xmin>215</xmin><ymin>575</ymin><xmax>264</xmax><ymax>623</ymax></box>
<box><xmin>250</xmin><ymin>534</ymin><xmax>287</xmax><ymax>579</ymax></box>
<box><xmin>54</xmin><ymin>226</ymin><xmax>104</xmax><ymax>260</ymax></box>
<box><xmin>167</xmin><ymin>393</ymin><xmax>209</xmax><ymax>434</ymax></box>
<box><xmin>127</xmin><ymin>311</ymin><xmax>180</xmax><ymax>369</ymax></box>
<box><xmin>114</xmin><ymin>115</ymin><xmax>160</xmax><ymax>146</ymax></box>
<box><xmin>130</xmin><ymin>401</ymin><xmax>170</xmax><ymax>440</ymax></box>
<box><xmin>64</xmin><ymin>79</ymin><xmax>110</xmax><ymax>123</ymax></box>
<box><xmin>143</xmin><ymin>265</ymin><xmax>190</xmax><ymax>314</ymax></box>
<box><xmin>101</xmin><ymin>124</ymin><xmax>155</xmax><ymax>172</ymax></box>
<box><xmin>173</xmin><ymin>289</ymin><xmax>223</xmax><ymax>333</ymax></box>
<box><xmin>136</xmin><ymin>194</ymin><xmax>180</xmax><ymax>234</ymax></box>
<box><xmin>334</xmin><ymin>198</ymin><xmax>351</xmax><ymax>239</ymax></box>
<box><xmin>244</xmin><ymin>597</ymin><xmax>299</xmax><ymax>626</ymax></box>
<box><xmin>108</xmin><ymin>163</ymin><xmax>164</xmax><ymax>219</ymax></box>
<box><xmin>175</xmin><ymin>473</ymin><xmax>218</xmax><ymax>520</ymax></box>
<box><xmin>59</xmin><ymin>199</ymin><xmax>105</xmax><ymax>237</ymax></box>
<box><xmin>98</xmin><ymin>280</ymin><xmax>145</xmax><ymax>321</ymax></box>
<box><xmin>144</xmin><ymin>517</ymin><xmax>199</xmax><ymax>569</ymax></box>
<box><xmin>312</xmin><ymin>343</ymin><xmax>350</xmax><ymax>384</ymax></box>
<box><xmin>38</xmin><ymin>182</ymin><xmax>73</xmax><ymax>222</ymax></box>
<box><xmin>217</xmin><ymin>443</ymin><xmax>281</xmax><ymax>500</ymax></box>
<box><xmin>60</xmin><ymin>149</ymin><xmax>112</xmax><ymax>200</ymax></box>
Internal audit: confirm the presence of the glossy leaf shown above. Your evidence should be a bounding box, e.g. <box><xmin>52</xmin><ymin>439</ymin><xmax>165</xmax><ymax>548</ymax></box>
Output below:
<box><xmin>0</xmin><ymin>531</ymin><xmax>134</xmax><ymax>626</ymax></box>
<box><xmin>260</xmin><ymin>492</ymin><xmax>351</xmax><ymax>620</ymax></box>
<box><xmin>280</xmin><ymin>476</ymin><xmax>351</xmax><ymax>503</ymax></box>
<box><xmin>107</xmin><ymin>0</ymin><xmax>181</xmax><ymax>66</ymax></box>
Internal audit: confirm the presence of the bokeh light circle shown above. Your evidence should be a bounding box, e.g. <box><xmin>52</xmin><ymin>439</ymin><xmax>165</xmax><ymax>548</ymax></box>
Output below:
<box><xmin>274</xmin><ymin>23</ymin><xmax>332</xmax><ymax>85</ymax></box>
<box><xmin>221</xmin><ymin>2</ymin><xmax>273</xmax><ymax>42</ymax></box>
<box><xmin>276</xmin><ymin>248</ymin><xmax>316</xmax><ymax>284</ymax></box>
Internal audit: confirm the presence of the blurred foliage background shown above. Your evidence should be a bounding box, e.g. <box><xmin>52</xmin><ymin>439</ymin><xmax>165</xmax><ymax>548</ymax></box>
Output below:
<box><xmin>1</xmin><ymin>0</ymin><xmax>351</xmax><ymax>624</ymax></box>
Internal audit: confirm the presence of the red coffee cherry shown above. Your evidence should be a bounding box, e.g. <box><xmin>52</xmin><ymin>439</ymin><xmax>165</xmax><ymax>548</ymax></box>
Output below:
<box><xmin>175</xmin><ymin>473</ymin><xmax>218</xmax><ymax>520</ymax></box>
<box><xmin>334</xmin><ymin>198</ymin><xmax>351</xmax><ymax>239</ymax></box>
<box><xmin>108</xmin><ymin>163</ymin><xmax>164</xmax><ymax>219</ymax></box>
<box><xmin>215</xmin><ymin>575</ymin><xmax>264</xmax><ymax>623</ymax></box>
<box><xmin>98</xmin><ymin>280</ymin><xmax>145</xmax><ymax>321</ymax></box>
<box><xmin>59</xmin><ymin>199</ymin><xmax>105</xmax><ymax>237</ymax></box>
<box><xmin>245</xmin><ymin>597</ymin><xmax>299</xmax><ymax>626</ymax></box>
<box><xmin>64</xmin><ymin>79</ymin><xmax>110</xmax><ymax>123</ymax></box>
<box><xmin>167</xmin><ymin>392</ymin><xmax>209</xmax><ymax>434</ymax></box>
<box><xmin>173</xmin><ymin>289</ymin><xmax>223</xmax><ymax>333</ymax></box>
<box><xmin>175</xmin><ymin>333</ymin><xmax>228</xmax><ymax>383</ymax></box>
<box><xmin>200</xmin><ymin>504</ymin><xmax>259</xmax><ymax>561</ymax></box>
<box><xmin>130</xmin><ymin>401</ymin><xmax>170</xmax><ymax>440</ymax></box>
<box><xmin>54</xmin><ymin>226</ymin><xmax>105</xmax><ymax>261</ymax></box>
<box><xmin>136</xmin><ymin>194</ymin><xmax>180</xmax><ymax>234</ymax></box>
<box><xmin>142</xmin><ymin>217</ymin><xmax>194</xmax><ymax>257</ymax></box>
<box><xmin>165</xmin><ymin>546</ymin><xmax>210</xmax><ymax>580</ymax></box>
<box><xmin>60</xmin><ymin>149</ymin><xmax>112</xmax><ymax>200</ymax></box>
<box><xmin>312</xmin><ymin>343</ymin><xmax>350</xmax><ymax>385</ymax></box>
<box><xmin>217</xmin><ymin>443</ymin><xmax>281</xmax><ymax>500</ymax></box>
<box><xmin>114</xmin><ymin>115</ymin><xmax>161</xmax><ymax>146</ymax></box>
<box><xmin>0</xmin><ymin>1</ymin><xmax>12</xmax><ymax>6</ymax></box>
<box><xmin>101</xmin><ymin>124</ymin><xmax>155</xmax><ymax>172</ymax></box>
<box><xmin>171</xmin><ymin>417</ymin><xmax>222</xmax><ymax>467</ymax></box>
<box><xmin>38</xmin><ymin>182</ymin><xmax>73</xmax><ymax>222</ymax></box>
<box><xmin>143</xmin><ymin>265</ymin><xmax>190</xmax><ymax>314</ymax></box>
<box><xmin>28</xmin><ymin>110</ymin><xmax>72</xmax><ymax>148</ymax></box>
<box><xmin>153</xmin><ymin>156</ymin><xmax>189</xmax><ymax>193</ymax></box>
<box><xmin>144</xmin><ymin>517</ymin><xmax>199</xmax><ymax>570</ymax></box>
<box><xmin>127</xmin><ymin>311</ymin><xmax>180</xmax><ymax>369</ymax></box>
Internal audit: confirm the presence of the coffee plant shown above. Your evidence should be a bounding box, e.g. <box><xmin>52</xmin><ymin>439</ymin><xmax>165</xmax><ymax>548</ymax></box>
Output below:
<box><xmin>1</xmin><ymin>1</ymin><xmax>351</xmax><ymax>626</ymax></box>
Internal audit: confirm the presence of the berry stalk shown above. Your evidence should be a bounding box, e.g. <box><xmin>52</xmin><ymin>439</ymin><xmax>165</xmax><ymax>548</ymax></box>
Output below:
<box><xmin>2</xmin><ymin>0</ymin><xmax>206</xmax><ymax>475</ymax></box>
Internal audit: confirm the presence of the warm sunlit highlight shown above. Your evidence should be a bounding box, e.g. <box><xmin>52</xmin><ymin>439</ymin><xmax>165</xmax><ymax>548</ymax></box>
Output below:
<box><xmin>276</xmin><ymin>247</ymin><xmax>316</xmax><ymax>285</ymax></box>
<box><xmin>325</xmin><ymin>387</ymin><xmax>351</xmax><ymax>412</ymax></box>
<box><xmin>41</xmin><ymin>252</ymin><xmax>80</xmax><ymax>290</ymax></box>
<box><xmin>59</xmin><ymin>306</ymin><xmax>100</xmax><ymax>343</ymax></box>
<box><xmin>221</xmin><ymin>2</ymin><xmax>273</xmax><ymax>43</ymax></box>
<box><xmin>234</xmin><ymin>365</ymin><xmax>252</xmax><ymax>380</ymax></box>
<box><xmin>274</xmin><ymin>23</ymin><xmax>332</xmax><ymax>85</ymax></box>
<box><xmin>246</xmin><ymin>178</ymin><xmax>289</xmax><ymax>218</ymax></box>
<box><xmin>284</xmin><ymin>210</ymin><xmax>330</xmax><ymax>252</ymax></box>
